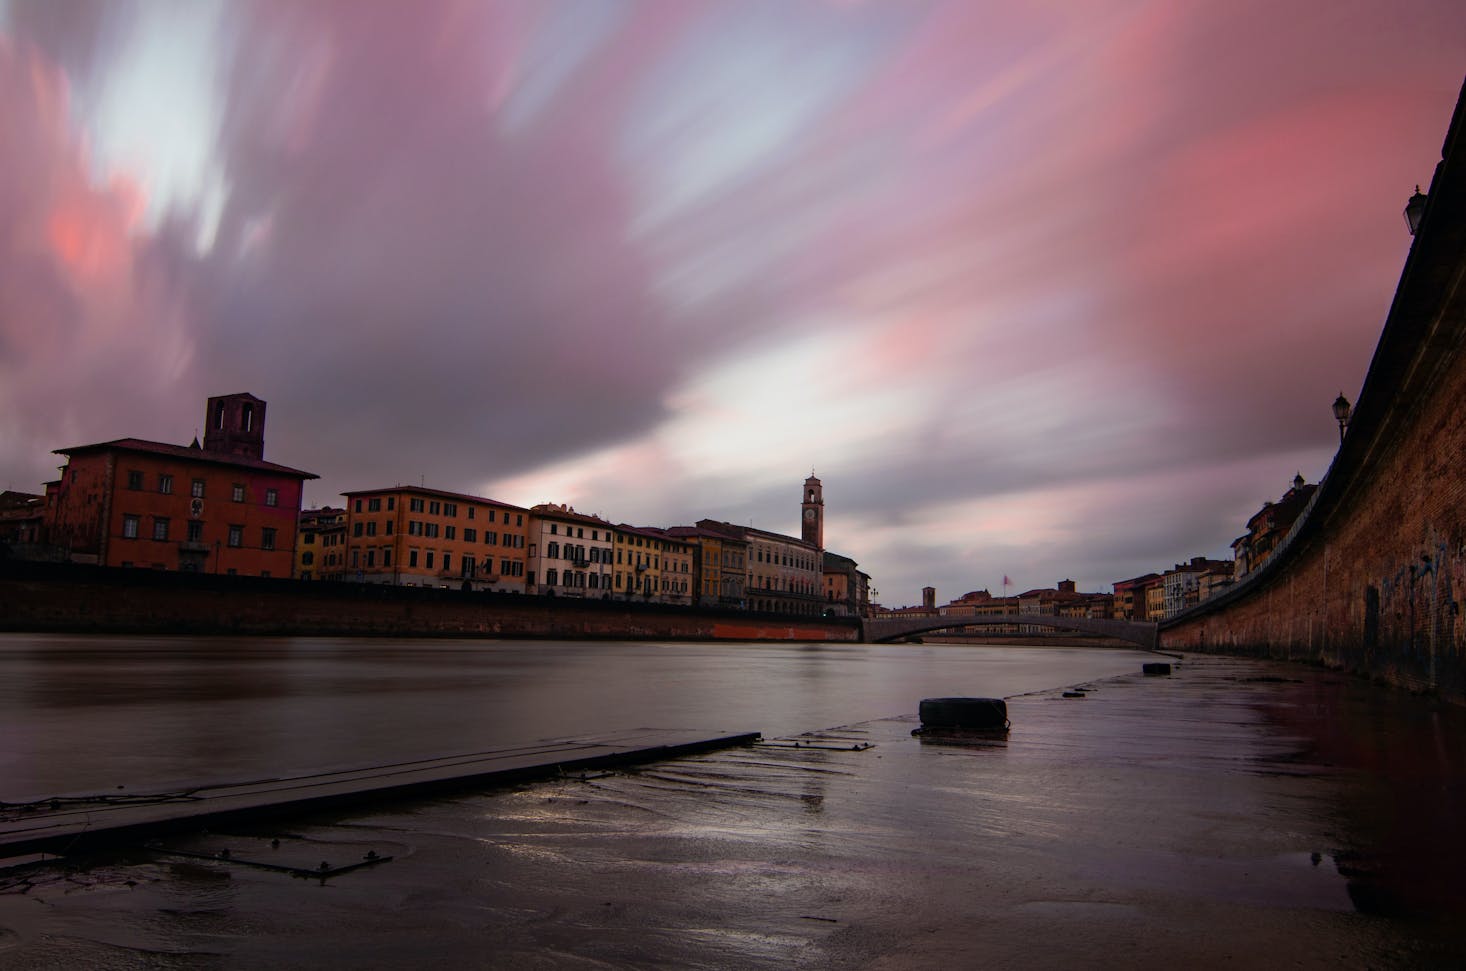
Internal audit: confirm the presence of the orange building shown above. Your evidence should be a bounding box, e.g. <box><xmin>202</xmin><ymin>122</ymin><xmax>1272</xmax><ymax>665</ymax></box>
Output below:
<box><xmin>44</xmin><ymin>394</ymin><xmax>315</xmax><ymax>576</ymax></box>
<box><xmin>340</xmin><ymin>486</ymin><xmax>529</xmax><ymax>591</ymax></box>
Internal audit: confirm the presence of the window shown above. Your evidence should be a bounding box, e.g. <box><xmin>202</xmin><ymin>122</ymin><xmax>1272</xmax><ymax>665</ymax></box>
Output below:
<box><xmin>127</xmin><ymin>470</ymin><xmax>143</xmax><ymax>490</ymax></box>
<box><xmin>365</xmin><ymin>550</ymin><xmax>375</xmax><ymax>567</ymax></box>
<box><xmin>385</xmin><ymin>521</ymin><xmax>393</xmax><ymax>535</ymax></box>
<box><xmin>546</xmin><ymin>569</ymin><xmax>558</xmax><ymax>586</ymax></box>
<box><xmin>442</xmin><ymin>553</ymin><xmax>452</xmax><ymax>573</ymax></box>
<box><xmin>429</xmin><ymin>501</ymin><xmax>441</xmax><ymax>515</ymax></box>
<box><xmin>387</xmin><ymin>497</ymin><xmax>395</xmax><ymax>511</ymax></box>
<box><xmin>443</xmin><ymin>503</ymin><xmax>457</xmax><ymax>517</ymax></box>
<box><xmin>366</xmin><ymin>522</ymin><xmax>377</xmax><ymax>536</ymax></box>
<box><xmin>382</xmin><ymin>549</ymin><xmax>392</xmax><ymax>567</ymax></box>
<box><xmin>425</xmin><ymin>523</ymin><xmax>440</xmax><ymax>538</ymax></box>
<box><xmin>232</xmin><ymin>484</ymin><xmax>246</xmax><ymax>503</ymax></box>
<box><xmin>159</xmin><ymin>474</ymin><xmax>173</xmax><ymax>495</ymax></box>
<box><xmin>368</xmin><ymin>498</ymin><xmax>381</xmax><ymax>512</ymax></box>
<box><xmin>467</xmin><ymin>507</ymin><xmax>475</xmax><ymax>520</ymax></box>
<box><xmin>187</xmin><ymin>521</ymin><xmax>203</xmax><ymax>543</ymax></box>
<box><xmin>122</xmin><ymin>514</ymin><xmax>139</xmax><ymax>539</ymax></box>
<box><xmin>445</xmin><ymin>525</ymin><xmax>456</xmax><ymax>540</ymax></box>
<box><xmin>464</xmin><ymin>528</ymin><xmax>477</xmax><ymax>543</ymax></box>
<box><xmin>228</xmin><ymin>525</ymin><xmax>243</xmax><ymax>548</ymax></box>
<box><xmin>484</xmin><ymin>531</ymin><xmax>496</xmax><ymax>545</ymax></box>
<box><xmin>550</xmin><ymin>524</ymin><xmax>558</xmax><ymax>535</ymax></box>
<box><xmin>265</xmin><ymin>489</ymin><xmax>278</xmax><ymax>507</ymax></box>
<box><xmin>408</xmin><ymin>521</ymin><xmax>422</xmax><ymax>536</ymax></box>
<box><xmin>302</xmin><ymin>551</ymin><xmax>314</xmax><ymax>565</ymax></box>
<box><xmin>425</xmin><ymin>551</ymin><xmax>435</xmax><ymax>569</ymax></box>
<box><xmin>191</xmin><ymin>479</ymin><xmax>205</xmax><ymax>498</ymax></box>
<box><xmin>261</xmin><ymin>527</ymin><xmax>276</xmax><ymax>551</ymax></box>
<box><xmin>410</xmin><ymin>550</ymin><xmax>419</xmax><ymax>567</ymax></box>
<box><xmin>354</xmin><ymin>523</ymin><xmax>364</xmax><ymax>537</ymax></box>
<box><xmin>547</xmin><ymin>542</ymin><xmax>559</xmax><ymax>559</ymax></box>
<box><xmin>153</xmin><ymin>518</ymin><xmax>170</xmax><ymax>541</ymax></box>
<box><xmin>488</xmin><ymin>510</ymin><xmax>496</xmax><ymax>523</ymax></box>
<box><xmin>354</xmin><ymin>499</ymin><xmax>363</xmax><ymax>513</ymax></box>
<box><xmin>410</xmin><ymin>498</ymin><xmax>424</xmax><ymax>513</ymax></box>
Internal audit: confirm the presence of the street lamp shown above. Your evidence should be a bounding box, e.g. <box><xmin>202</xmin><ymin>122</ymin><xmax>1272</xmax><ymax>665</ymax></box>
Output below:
<box><xmin>1332</xmin><ymin>392</ymin><xmax>1352</xmax><ymax>444</ymax></box>
<box><xmin>1405</xmin><ymin>186</ymin><xmax>1427</xmax><ymax>236</ymax></box>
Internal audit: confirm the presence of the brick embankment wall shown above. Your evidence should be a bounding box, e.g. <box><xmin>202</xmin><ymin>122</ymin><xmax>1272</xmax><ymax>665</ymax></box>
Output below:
<box><xmin>0</xmin><ymin>562</ymin><xmax>860</xmax><ymax>643</ymax></box>
<box><xmin>1162</xmin><ymin>82</ymin><xmax>1466</xmax><ymax>702</ymax></box>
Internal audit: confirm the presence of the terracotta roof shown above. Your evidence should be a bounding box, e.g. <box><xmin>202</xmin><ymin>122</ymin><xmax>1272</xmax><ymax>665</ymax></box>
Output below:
<box><xmin>340</xmin><ymin>484</ymin><xmax>526</xmax><ymax>510</ymax></box>
<box><xmin>530</xmin><ymin>503</ymin><xmax>613</xmax><ymax>527</ymax></box>
<box><xmin>56</xmin><ymin>438</ymin><xmax>316</xmax><ymax>479</ymax></box>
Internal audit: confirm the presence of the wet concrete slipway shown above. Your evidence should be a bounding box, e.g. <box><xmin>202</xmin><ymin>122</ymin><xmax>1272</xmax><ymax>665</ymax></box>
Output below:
<box><xmin>2</xmin><ymin>649</ymin><xmax>1466</xmax><ymax>968</ymax></box>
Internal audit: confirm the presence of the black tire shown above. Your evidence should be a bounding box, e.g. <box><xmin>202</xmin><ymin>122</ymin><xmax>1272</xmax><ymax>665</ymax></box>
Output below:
<box><xmin>919</xmin><ymin>697</ymin><xmax>1008</xmax><ymax>730</ymax></box>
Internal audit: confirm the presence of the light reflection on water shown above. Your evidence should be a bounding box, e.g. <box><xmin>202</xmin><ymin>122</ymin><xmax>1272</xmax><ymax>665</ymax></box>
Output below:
<box><xmin>0</xmin><ymin>634</ymin><xmax>1148</xmax><ymax>801</ymax></box>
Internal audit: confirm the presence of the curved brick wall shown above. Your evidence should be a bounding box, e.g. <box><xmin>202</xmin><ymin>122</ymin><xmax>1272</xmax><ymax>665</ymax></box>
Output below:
<box><xmin>1162</xmin><ymin>82</ymin><xmax>1466</xmax><ymax>702</ymax></box>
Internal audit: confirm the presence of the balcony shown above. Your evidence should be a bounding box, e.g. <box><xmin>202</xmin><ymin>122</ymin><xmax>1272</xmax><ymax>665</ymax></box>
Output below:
<box><xmin>178</xmin><ymin>541</ymin><xmax>210</xmax><ymax>554</ymax></box>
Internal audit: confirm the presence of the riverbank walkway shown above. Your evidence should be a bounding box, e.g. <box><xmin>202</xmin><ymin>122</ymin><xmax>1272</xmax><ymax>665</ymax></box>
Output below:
<box><xmin>2</xmin><ymin>655</ymin><xmax>1463</xmax><ymax>967</ymax></box>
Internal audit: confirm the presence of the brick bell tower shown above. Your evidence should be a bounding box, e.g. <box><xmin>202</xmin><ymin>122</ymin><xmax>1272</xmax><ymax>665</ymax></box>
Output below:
<box><xmin>801</xmin><ymin>473</ymin><xmax>824</xmax><ymax>549</ymax></box>
<box><xmin>203</xmin><ymin>393</ymin><xmax>267</xmax><ymax>460</ymax></box>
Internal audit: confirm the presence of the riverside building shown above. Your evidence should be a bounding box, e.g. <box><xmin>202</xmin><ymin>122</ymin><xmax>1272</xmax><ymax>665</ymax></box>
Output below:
<box><xmin>43</xmin><ymin>393</ymin><xmax>315</xmax><ymax>576</ymax></box>
<box><xmin>526</xmin><ymin>504</ymin><xmax>614</xmax><ymax>597</ymax></box>
<box><xmin>339</xmin><ymin>486</ymin><xmax>528</xmax><ymax>591</ymax></box>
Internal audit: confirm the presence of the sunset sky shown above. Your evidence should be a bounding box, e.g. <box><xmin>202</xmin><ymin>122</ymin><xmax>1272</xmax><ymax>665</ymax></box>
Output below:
<box><xmin>1</xmin><ymin>1</ymin><xmax>1462</xmax><ymax>605</ymax></box>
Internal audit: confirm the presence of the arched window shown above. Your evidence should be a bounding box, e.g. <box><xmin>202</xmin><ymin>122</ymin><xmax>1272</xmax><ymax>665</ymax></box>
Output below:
<box><xmin>241</xmin><ymin>403</ymin><xmax>254</xmax><ymax>432</ymax></box>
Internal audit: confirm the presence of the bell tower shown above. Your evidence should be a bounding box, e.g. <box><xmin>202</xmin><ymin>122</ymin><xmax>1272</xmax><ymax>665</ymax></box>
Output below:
<box><xmin>801</xmin><ymin>473</ymin><xmax>824</xmax><ymax>549</ymax></box>
<box><xmin>203</xmin><ymin>393</ymin><xmax>267</xmax><ymax>460</ymax></box>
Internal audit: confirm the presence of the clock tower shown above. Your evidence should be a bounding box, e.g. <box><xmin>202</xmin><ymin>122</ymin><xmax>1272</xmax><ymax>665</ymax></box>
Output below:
<box><xmin>801</xmin><ymin>473</ymin><xmax>824</xmax><ymax>549</ymax></box>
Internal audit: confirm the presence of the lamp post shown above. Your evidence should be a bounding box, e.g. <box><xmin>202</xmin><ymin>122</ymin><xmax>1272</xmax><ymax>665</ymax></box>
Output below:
<box><xmin>1332</xmin><ymin>393</ymin><xmax>1351</xmax><ymax>444</ymax></box>
<box><xmin>1405</xmin><ymin>186</ymin><xmax>1427</xmax><ymax>236</ymax></box>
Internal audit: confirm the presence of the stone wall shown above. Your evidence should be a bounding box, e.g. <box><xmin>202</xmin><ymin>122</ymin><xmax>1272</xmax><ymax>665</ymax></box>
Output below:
<box><xmin>1161</xmin><ymin>81</ymin><xmax>1466</xmax><ymax>702</ymax></box>
<box><xmin>0</xmin><ymin>561</ymin><xmax>860</xmax><ymax>643</ymax></box>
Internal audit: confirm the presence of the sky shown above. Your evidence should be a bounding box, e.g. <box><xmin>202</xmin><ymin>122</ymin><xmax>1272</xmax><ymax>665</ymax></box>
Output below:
<box><xmin>1</xmin><ymin>0</ymin><xmax>1462</xmax><ymax>606</ymax></box>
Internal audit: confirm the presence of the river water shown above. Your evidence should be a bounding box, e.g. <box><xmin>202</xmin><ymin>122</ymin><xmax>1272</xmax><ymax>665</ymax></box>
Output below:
<box><xmin>0</xmin><ymin>634</ymin><xmax>1149</xmax><ymax>802</ymax></box>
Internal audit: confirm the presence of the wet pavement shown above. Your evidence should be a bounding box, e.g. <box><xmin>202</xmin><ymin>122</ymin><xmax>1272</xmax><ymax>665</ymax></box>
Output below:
<box><xmin>2</xmin><ymin>654</ymin><xmax>1464</xmax><ymax>969</ymax></box>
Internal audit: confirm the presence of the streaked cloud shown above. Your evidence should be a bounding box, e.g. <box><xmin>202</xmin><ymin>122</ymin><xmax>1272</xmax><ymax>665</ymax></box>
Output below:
<box><xmin>1</xmin><ymin>0</ymin><xmax>1463</xmax><ymax>604</ymax></box>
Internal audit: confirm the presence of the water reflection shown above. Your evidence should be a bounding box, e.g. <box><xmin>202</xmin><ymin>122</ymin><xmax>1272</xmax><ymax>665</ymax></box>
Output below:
<box><xmin>0</xmin><ymin>635</ymin><xmax>1148</xmax><ymax>801</ymax></box>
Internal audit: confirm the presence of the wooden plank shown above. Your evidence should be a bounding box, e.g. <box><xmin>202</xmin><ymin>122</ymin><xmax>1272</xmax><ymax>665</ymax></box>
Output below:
<box><xmin>0</xmin><ymin>729</ymin><xmax>760</xmax><ymax>858</ymax></box>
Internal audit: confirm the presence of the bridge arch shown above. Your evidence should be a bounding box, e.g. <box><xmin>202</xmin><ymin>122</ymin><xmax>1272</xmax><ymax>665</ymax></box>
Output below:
<box><xmin>862</xmin><ymin>614</ymin><xmax>1157</xmax><ymax>651</ymax></box>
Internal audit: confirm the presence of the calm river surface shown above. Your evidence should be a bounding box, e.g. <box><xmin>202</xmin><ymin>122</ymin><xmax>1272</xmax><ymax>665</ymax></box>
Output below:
<box><xmin>0</xmin><ymin>634</ymin><xmax>1148</xmax><ymax>801</ymax></box>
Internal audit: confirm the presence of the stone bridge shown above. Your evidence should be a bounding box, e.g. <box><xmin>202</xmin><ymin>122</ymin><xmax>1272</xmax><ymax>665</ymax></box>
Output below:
<box><xmin>862</xmin><ymin>613</ymin><xmax>1158</xmax><ymax>651</ymax></box>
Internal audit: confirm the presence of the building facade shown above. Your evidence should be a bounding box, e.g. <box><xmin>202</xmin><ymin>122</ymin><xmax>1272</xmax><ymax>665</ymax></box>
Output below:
<box><xmin>43</xmin><ymin>394</ymin><xmax>315</xmax><ymax>576</ymax></box>
<box><xmin>296</xmin><ymin>506</ymin><xmax>347</xmax><ymax>580</ymax></box>
<box><xmin>340</xmin><ymin>486</ymin><xmax>528</xmax><ymax>591</ymax></box>
<box><xmin>526</xmin><ymin>504</ymin><xmax>614</xmax><ymax>597</ymax></box>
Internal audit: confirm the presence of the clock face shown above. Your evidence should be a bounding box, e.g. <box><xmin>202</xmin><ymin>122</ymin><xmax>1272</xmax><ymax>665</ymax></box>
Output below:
<box><xmin>804</xmin><ymin>508</ymin><xmax>816</xmax><ymax>521</ymax></box>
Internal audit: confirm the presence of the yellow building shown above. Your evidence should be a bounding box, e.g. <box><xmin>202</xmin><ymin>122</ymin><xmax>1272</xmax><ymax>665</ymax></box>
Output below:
<box><xmin>613</xmin><ymin>524</ymin><xmax>665</xmax><ymax>601</ymax></box>
<box><xmin>651</xmin><ymin>529</ymin><xmax>693</xmax><ymax>605</ymax></box>
<box><xmin>296</xmin><ymin>506</ymin><xmax>346</xmax><ymax>580</ymax></box>
<box><xmin>341</xmin><ymin>486</ymin><xmax>528</xmax><ymax>591</ymax></box>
